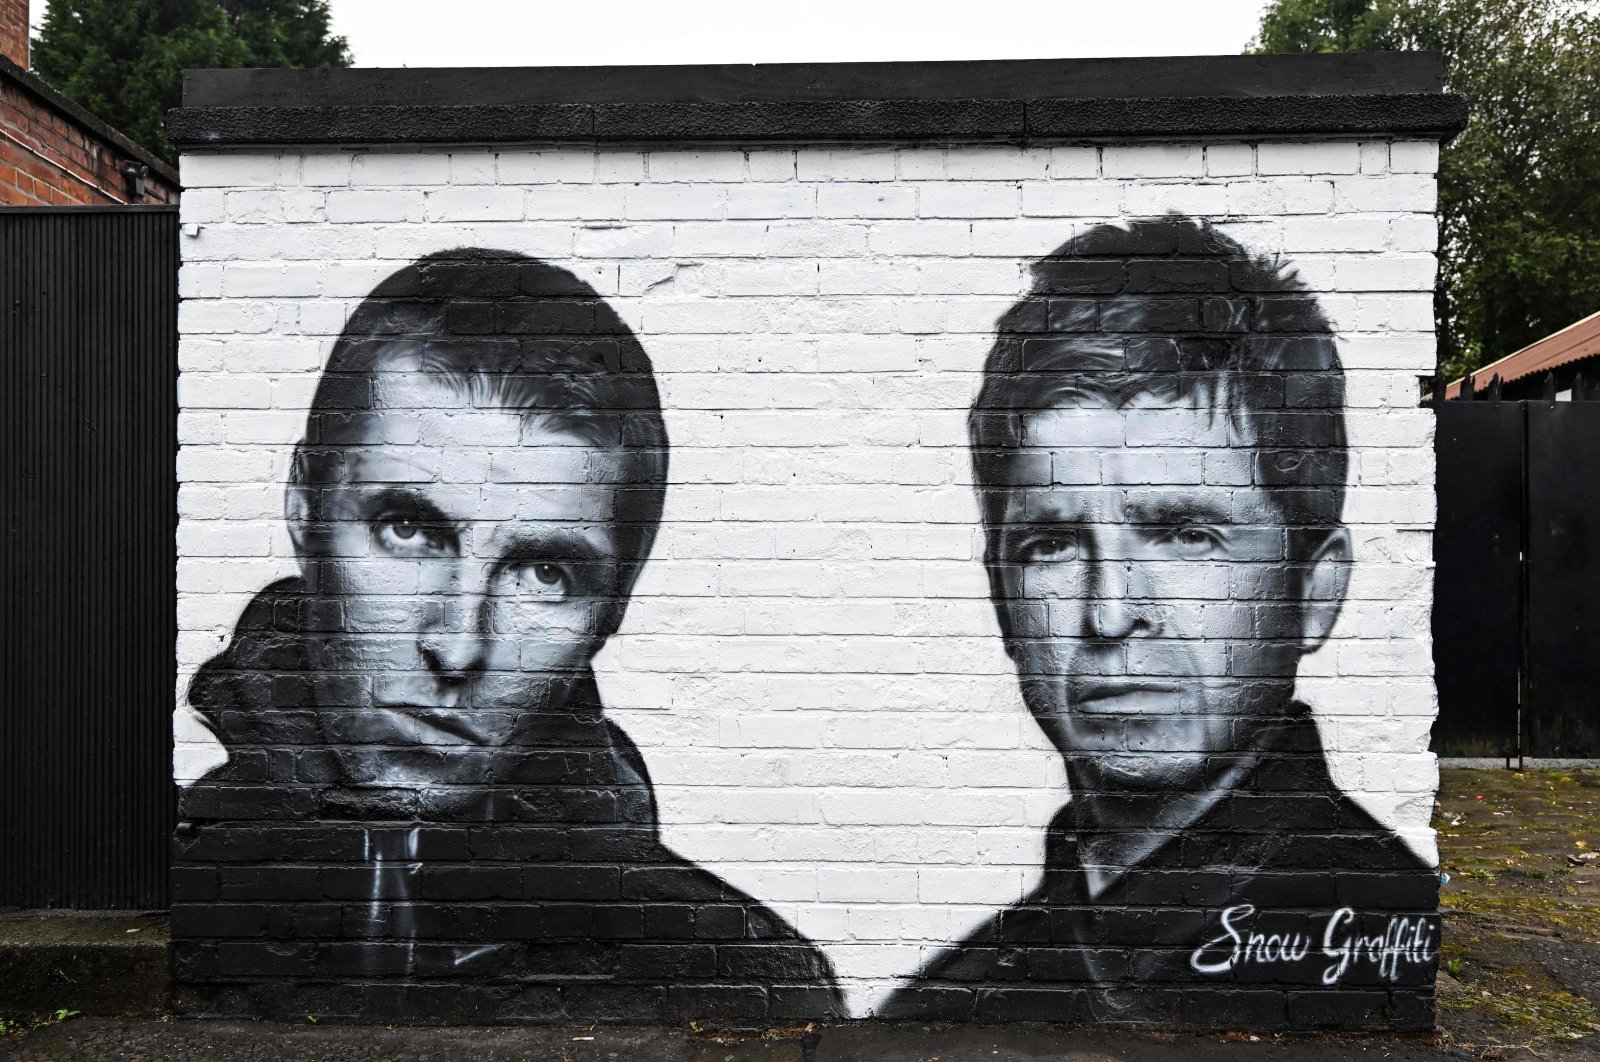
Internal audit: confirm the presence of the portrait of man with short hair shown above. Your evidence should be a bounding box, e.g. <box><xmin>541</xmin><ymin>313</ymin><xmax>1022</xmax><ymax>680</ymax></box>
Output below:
<box><xmin>172</xmin><ymin>248</ymin><xmax>841</xmax><ymax>1021</ymax></box>
<box><xmin>888</xmin><ymin>215</ymin><xmax>1439</xmax><ymax>1027</ymax></box>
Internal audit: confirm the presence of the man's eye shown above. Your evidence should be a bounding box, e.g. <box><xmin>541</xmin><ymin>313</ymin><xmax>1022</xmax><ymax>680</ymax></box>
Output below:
<box><xmin>515</xmin><ymin>562</ymin><xmax>569</xmax><ymax>598</ymax></box>
<box><xmin>1020</xmin><ymin>534</ymin><xmax>1076</xmax><ymax>564</ymax></box>
<box><xmin>1172</xmin><ymin>527</ymin><xmax>1220</xmax><ymax>559</ymax></box>
<box><xmin>374</xmin><ymin>520</ymin><xmax>450</xmax><ymax>557</ymax></box>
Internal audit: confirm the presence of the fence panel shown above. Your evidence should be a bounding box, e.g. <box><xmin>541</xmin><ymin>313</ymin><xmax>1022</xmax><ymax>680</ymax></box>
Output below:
<box><xmin>1432</xmin><ymin>400</ymin><xmax>1523</xmax><ymax>758</ymax></box>
<box><xmin>1526</xmin><ymin>401</ymin><xmax>1600</xmax><ymax>758</ymax></box>
<box><xmin>0</xmin><ymin>207</ymin><xmax>178</xmax><ymax>908</ymax></box>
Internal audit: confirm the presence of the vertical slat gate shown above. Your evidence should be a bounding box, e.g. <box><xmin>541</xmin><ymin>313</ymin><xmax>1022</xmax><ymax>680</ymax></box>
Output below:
<box><xmin>1526</xmin><ymin>400</ymin><xmax>1600</xmax><ymax>758</ymax></box>
<box><xmin>1431</xmin><ymin>400</ymin><xmax>1523</xmax><ymax>758</ymax></box>
<box><xmin>0</xmin><ymin>207</ymin><xmax>177</xmax><ymax>909</ymax></box>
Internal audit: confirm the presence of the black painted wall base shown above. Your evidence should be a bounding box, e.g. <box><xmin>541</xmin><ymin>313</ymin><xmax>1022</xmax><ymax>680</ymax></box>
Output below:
<box><xmin>170</xmin><ymin>979</ymin><xmax>1433</xmax><ymax>1030</ymax></box>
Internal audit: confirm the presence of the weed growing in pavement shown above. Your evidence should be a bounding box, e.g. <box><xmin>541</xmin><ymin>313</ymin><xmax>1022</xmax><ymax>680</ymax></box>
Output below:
<box><xmin>0</xmin><ymin>1007</ymin><xmax>81</xmax><ymax>1038</ymax></box>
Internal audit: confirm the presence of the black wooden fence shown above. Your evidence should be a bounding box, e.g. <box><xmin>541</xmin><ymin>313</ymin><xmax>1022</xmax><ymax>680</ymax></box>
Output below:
<box><xmin>0</xmin><ymin>207</ymin><xmax>178</xmax><ymax>908</ymax></box>
<box><xmin>1431</xmin><ymin>372</ymin><xmax>1600</xmax><ymax>761</ymax></box>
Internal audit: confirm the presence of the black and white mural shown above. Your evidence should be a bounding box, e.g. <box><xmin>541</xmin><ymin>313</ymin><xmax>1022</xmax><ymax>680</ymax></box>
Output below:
<box><xmin>174</xmin><ymin>251</ymin><xmax>843</xmax><ymax>1020</ymax></box>
<box><xmin>884</xmin><ymin>216</ymin><xmax>1438</xmax><ymax>1025</ymax></box>
<box><xmin>173</xmin><ymin>138</ymin><xmax>1443</xmax><ymax>1030</ymax></box>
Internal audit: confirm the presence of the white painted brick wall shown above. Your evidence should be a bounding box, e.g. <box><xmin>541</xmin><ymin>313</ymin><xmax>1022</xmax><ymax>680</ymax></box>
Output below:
<box><xmin>174</xmin><ymin>139</ymin><xmax>1441</xmax><ymax>1016</ymax></box>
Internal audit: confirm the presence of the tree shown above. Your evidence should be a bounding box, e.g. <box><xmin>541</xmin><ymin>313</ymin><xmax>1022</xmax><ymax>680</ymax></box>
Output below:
<box><xmin>31</xmin><ymin>0</ymin><xmax>350</xmax><ymax>165</ymax></box>
<box><xmin>1249</xmin><ymin>0</ymin><xmax>1600</xmax><ymax>381</ymax></box>
<box><xmin>1249</xmin><ymin>0</ymin><xmax>1402</xmax><ymax>52</ymax></box>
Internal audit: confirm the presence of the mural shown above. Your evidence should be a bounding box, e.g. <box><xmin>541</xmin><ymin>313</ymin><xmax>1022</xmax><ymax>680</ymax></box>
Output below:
<box><xmin>886</xmin><ymin>216</ymin><xmax>1438</xmax><ymax>1025</ymax></box>
<box><xmin>173</xmin><ymin>213</ymin><xmax>1438</xmax><ymax>1027</ymax></box>
<box><xmin>172</xmin><ymin>249</ymin><xmax>843</xmax><ymax>1020</ymax></box>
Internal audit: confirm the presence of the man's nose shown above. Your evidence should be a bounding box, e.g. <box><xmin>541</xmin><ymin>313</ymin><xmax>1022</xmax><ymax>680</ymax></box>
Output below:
<box><xmin>1082</xmin><ymin>544</ymin><xmax>1156</xmax><ymax>641</ymax></box>
<box><xmin>1088</xmin><ymin>593</ymin><xmax>1146</xmax><ymax>640</ymax></box>
<box><xmin>418</xmin><ymin>559</ymin><xmax>493</xmax><ymax>680</ymax></box>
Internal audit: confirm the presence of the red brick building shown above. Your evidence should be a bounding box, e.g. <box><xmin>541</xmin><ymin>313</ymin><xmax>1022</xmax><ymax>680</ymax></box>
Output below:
<box><xmin>0</xmin><ymin>0</ymin><xmax>178</xmax><ymax>205</ymax></box>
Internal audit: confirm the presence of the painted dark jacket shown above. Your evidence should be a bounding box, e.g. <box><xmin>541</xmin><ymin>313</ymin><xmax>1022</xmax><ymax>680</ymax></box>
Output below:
<box><xmin>884</xmin><ymin>711</ymin><xmax>1439</xmax><ymax>1028</ymax></box>
<box><xmin>173</xmin><ymin>578</ymin><xmax>842</xmax><ymax>1021</ymax></box>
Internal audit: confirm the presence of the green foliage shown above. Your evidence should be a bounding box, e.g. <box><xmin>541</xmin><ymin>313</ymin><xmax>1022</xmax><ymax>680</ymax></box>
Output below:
<box><xmin>1248</xmin><ymin>0</ymin><xmax>1403</xmax><ymax>52</ymax></box>
<box><xmin>1250</xmin><ymin>0</ymin><xmax>1600</xmax><ymax>381</ymax></box>
<box><xmin>31</xmin><ymin>0</ymin><xmax>350</xmax><ymax>164</ymax></box>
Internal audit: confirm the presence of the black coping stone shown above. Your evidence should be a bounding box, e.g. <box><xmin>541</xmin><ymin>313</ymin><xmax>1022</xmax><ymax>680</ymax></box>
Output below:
<box><xmin>170</xmin><ymin>54</ymin><xmax>1467</xmax><ymax>148</ymax></box>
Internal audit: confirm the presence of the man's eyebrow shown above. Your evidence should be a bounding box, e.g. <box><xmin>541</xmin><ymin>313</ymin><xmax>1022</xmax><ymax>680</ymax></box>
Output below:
<box><xmin>364</xmin><ymin>486</ymin><xmax>454</xmax><ymax>525</ymax></box>
<box><xmin>346</xmin><ymin>448</ymin><xmax>441</xmax><ymax>481</ymax></box>
<box><xmin>1122</xmin><ymin>492</ymin><xmax>1236</xmax><ymax>525</ymax></box>
<box><xmin>498</xmin><ymin>525</ymin><xmax>617</xmax><ymax>563</ymax></box>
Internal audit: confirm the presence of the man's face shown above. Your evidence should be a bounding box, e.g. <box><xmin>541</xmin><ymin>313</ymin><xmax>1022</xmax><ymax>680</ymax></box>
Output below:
<box><xmin>298</xmin><ymin>373</ymin><xmax>625</xmax><ymax>787</ymax></box>
<box><xmin>991</xmin><ymin>391</ymin><xmax>1307</xmax><ymax>798</ymax></box>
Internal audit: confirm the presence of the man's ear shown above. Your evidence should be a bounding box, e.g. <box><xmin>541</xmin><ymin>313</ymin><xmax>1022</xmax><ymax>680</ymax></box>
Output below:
<box><xmin>285</xmin><ymin>474</ymin><xmax>317</xmax><ymax>579</ymax></box>
<box><xmin>1297</xmin><ymin>527</ymin><xmax>1352</xmax><ymax>653</ymax></box>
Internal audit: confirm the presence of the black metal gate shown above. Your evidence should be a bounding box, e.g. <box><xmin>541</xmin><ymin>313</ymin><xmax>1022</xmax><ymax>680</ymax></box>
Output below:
<box><xmin>1432</xmin><ymin>378</ymin><xmax>1600</xmax><ymax>760</ymax></box>
<box><xmin>1</xmin><ymin>207</ymin><xmax>177</xmax><ymax>908</ymax></box>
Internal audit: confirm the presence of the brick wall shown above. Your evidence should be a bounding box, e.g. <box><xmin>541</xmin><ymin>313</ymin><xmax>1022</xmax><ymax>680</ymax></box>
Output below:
<box><xmin>172</xmin><ymin>139</ymin><xmax>1442</xmax><ymax>1027</ymax></box>
<box><xmin>0</xmin><ymin>0</ymin><xmax>26</xmax><ymax>70</ymax></box>
<box><xmin>0</xmin><ymin>57</ymin><xmax>179</xmax><ymax>206</ymax></box>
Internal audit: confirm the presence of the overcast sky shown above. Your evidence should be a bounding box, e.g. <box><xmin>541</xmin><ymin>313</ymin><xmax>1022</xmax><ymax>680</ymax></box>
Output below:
<box><xmin>31</xmin><ymin>0</ymin><xmax>1273</xmax><ymax>67</ymax></box>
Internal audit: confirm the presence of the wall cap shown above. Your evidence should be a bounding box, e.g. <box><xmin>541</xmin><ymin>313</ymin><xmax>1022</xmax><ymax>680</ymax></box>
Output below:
<box><xmin>170</xmin><ymin>53</ymin><xmax>1468</xmax><ymax>149</ymax></box>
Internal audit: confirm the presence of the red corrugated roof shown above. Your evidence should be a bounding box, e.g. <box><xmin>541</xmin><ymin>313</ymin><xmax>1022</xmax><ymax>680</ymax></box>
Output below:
<box><xmin>1445</xmin><ymin>310</ymin><xmax>1600</xmax><ymax>398</ymax></box>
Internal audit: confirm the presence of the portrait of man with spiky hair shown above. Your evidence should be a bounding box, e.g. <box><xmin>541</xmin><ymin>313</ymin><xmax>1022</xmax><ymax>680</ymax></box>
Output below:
<box><xmin>172</xmin><ymin>249</ymin><xmax>841</xmax><ymax>1022</ymax></box>
<box><xmin>888</xmin><ymin>216</ymin><xmax>1438</xmax><ymax>1028</ymax></box>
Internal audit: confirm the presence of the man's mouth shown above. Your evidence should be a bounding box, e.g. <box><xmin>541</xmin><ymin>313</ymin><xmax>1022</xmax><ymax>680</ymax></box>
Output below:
<box><xmin>1069</xmin><ymin>682</ymin><xmax>1184</xmax><ymax>715</ymax></box>
<box><xmin>369</xmin><ymin>704</ymin><xmax>496</xmax><ymax>746</ymax></box>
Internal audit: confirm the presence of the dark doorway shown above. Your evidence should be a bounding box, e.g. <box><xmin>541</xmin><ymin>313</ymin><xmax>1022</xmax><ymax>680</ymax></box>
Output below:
<box><xmin>1</xmin><ymin>207</ymin><xmax>177</xmax><ymax>908</ymax></box>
